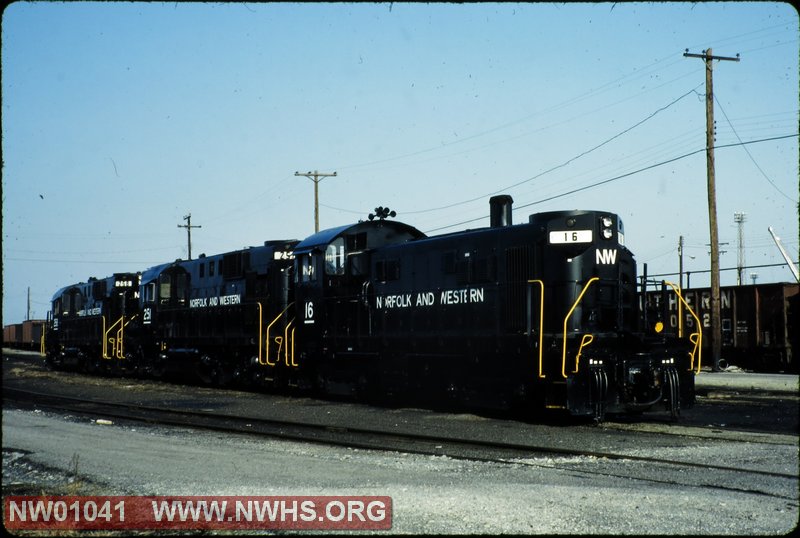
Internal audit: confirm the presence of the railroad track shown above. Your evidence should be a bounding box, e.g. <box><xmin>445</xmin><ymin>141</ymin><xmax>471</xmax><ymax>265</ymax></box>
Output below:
<box><xmin>4</xmin><ymin>385</ymin><xmax>797</xmax><ymax>502</ymax></box>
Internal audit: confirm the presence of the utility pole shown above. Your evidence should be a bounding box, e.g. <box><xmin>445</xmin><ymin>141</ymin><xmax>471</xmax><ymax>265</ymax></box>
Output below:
<box><xmin>678</xmin><ymin>236</ymin><xmax>684</xmax><ymax>290</ymax></box>
<box><xmin>734</xmin><ymin>212</ymin><xmax>747</xmax><ymax>285</ymax></box>
<box><xmin>684</xmin><ymin>47</ymin><xmax>739</xmax><ymax>372</ymax></box>
<box><xmin>177</xmin><ymin>213</ymin><xmax>201</xmax><ymax>260</ymax></box>
<box><xmin>295</xmin><ymin>170</ymin><xmax>337</xmax><ymax>233</ymax></box>
<box><xmin>27</xmin><ymin>287</ymin><xmax>31</xmax><ymax>321</ymax></box>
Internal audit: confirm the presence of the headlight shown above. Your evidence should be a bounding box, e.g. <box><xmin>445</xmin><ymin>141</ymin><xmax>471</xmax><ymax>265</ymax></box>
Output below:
<box><xmin>601</xmin><ymin>216</ymin><xmax>614</xmax><ymax>239</ymax></box>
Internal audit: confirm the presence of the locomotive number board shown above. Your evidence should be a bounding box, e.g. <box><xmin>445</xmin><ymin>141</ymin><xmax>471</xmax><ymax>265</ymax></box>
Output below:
<box><xmin>549</xmin><ymin>230</ymin><xmax>593</xmax><ymax>244</ymax></box>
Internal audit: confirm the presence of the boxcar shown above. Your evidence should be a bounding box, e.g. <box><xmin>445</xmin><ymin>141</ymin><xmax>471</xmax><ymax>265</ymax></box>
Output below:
<box><xmin>643</xmin><ymin>282</ymin><xmax>799</xmax><ymax>372</ymax></box>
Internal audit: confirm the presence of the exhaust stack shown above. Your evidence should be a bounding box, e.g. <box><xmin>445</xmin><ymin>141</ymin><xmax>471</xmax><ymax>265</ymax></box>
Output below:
<box><xmin>489</xmin><ymin>195</ymin><xmax>513</xmax><ymax>228</ymax></box>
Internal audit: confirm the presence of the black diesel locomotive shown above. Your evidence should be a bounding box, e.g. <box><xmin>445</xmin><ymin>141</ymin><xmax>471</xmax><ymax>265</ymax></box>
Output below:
<box><xmin>47</xmin><ymin>239</ymin><xmax>299</xmax><ymax>384</ymax></box>
<box><xmin>45</xmin><ymin>196</ymin><xmax>697</xmax><ymax>420</ymax></box>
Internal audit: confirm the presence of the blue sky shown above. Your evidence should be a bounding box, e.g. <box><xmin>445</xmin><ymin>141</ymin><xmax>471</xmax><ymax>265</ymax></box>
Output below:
<box><xmin>3</xmin><ymin>1</ymin><xmax>798</xmax><ymax>324</ymax></box>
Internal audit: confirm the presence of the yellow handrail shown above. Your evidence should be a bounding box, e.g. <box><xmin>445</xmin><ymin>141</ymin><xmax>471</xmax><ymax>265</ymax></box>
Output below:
<box><xmin>664</xmin><ymin>281</ymin><xmax>703</xmax><ymax>374</ymax></box>
<box><xmin>573</xmin><ymin>334</ymin><xmax>595</xmax><ymax>374</ymax></box>
<box><xmin>116</xmin><ymin>326</ymin><xmax>123</xmax><ymax>358</ymax></box>
<box><xmin>256</xmin><ymin>302</ymin><xmax>263</xmax><ymax>364</ymax></box>
<box><xmin>284</xmin><ymin>318</ymin><xmax>296</xmax><ymax>367</ymax></box>
<box><xmin>113</xmin><ymin>313</ymin><xmax>138</xmax><ymax>360</ymax></box>
<box><xmin>290</xmin><ymin>325</ymin><xmax>297</xmax><ymax>367</ymax></box>
<box><xmin>102</xmin><ymin>316</ymin><xmax>109</xmax><ymax>359</ymax></box>
<box><xmin>677</xmin><ymin>284</ymin><xmax>684</xmax><ymax>338</ymax></box>
<box><xmin>689</xmin><ymin>333</ymin><xmax>702</xmax><ymax>371</ymax></box>
<box><xmin>561</xmin><ymin>277</ymin><xmax>599</xmax><ymax>378</ymax></box>
<box><xmin>263</xmin><ymin>302</ymin><xmax>294</xmax><ymax>366</ymax></box>
<box><xmin>527</xmin><ymin>280</ymin><xmax>546</xmax><ymax>379</ymax></box>
<box><xmin>103</xmin><ymin>315</ymin><xmax>124</xmax><ymax>359</ymax></box>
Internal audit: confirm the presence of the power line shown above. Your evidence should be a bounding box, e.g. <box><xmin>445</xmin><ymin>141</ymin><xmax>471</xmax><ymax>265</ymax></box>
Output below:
<box><xmin>4</xmin><ymin>258</ymin><xmax>165</xmax><ymax>265</ymax></box>
<box><xmin>330</xmin><ymin>25</ymin><xmax>796</xmax><ymax>176</ymax></box>
<box><xmin>386</xmin><ymin>86</ymin><xmax>704</xmax><ymax>217</ymax></box>
<box><xmin>424</xmin><ymin>133</ymin><xmax>798</xmax><ymax>233</ymax></box>
<box><xmin>714</xmin><ymin>93</ymin><xmax>797</xmax><ymax>203</ymax></box>
<box><xmin>332</xmin><ymin>54</ymin><xmax>695</xmax><ymax>174</ymax></box>
<box><xmin>646</xmin><ymin>262</ymin><xmax>796</xmax><ymax>279</ymax></box>
<box><xmin>6</xmin><ymin>245</ymin><xmax>183</xmax><ymax>255</ymax></box>
<box><xmin>508</xmin><ymin>134</ymin><xmax>795</xmax><ymax>207</ymax></box>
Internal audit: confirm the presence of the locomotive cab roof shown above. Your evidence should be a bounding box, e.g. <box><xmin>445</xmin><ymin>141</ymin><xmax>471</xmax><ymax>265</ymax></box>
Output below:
<box><xmin>294</xmin><ymin>220</ymin><xmax>426</xmax><ymax>255</ymax></box>
<box><xmin>139</xmin><ymin>261</ymin><xmax>176</xmax><ymax>284</ymax></box>
<box><xmin>51</xmin><ymin>283</ymin><xmax>82</xmax><ymax>302</ymax></box>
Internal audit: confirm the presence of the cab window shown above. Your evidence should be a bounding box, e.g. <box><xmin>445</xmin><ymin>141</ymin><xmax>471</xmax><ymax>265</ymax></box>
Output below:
<box><xmin>325</xmin><ymin>238</ymin><xmax>345</xmax><ymax>275</ymax></box>
<box><xmin>159</xmin><ymin>274</ymin><xmax>172</xmax><ymax>303</ymax></box>
<box><xmin>299</xmin><ymin>254</ymin><xmax>317</xmax><ymax>282</ymax></box>
<box><xmin>144</xmin><ymin>282</ymin><xmax>156</xmax><ymax>303</ymax></box>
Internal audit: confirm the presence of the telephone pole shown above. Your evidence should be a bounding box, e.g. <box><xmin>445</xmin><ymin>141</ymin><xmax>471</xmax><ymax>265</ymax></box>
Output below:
<box><xmin>177</xmin><ymin>213</ymin><xmax>201</xmax><ymax>260</ymax></box>
<box><xmin>684</xmin><ymin>48</ymin><xmax>740</xmax><ymax>372</ymax></box>
<box><xmin>734</xmin><ymin>212</ymin><xmax>747</xmax><ymax>285</ymax></box>
<box><xmin>295</xmin><ymin>170</ymin><xmax>337</xmax><ymax>233</ymax></box>
<box><xmin>678</xmin><ymin>236</ymin><xmax>684</xmax><ymax>290</ymax></box>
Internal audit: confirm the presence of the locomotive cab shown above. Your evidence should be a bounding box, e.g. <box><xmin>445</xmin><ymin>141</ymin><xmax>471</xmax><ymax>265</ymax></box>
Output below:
<box><xmin>293</xmin><ymin>219</ymin><xmax>425</xmax><ymax>394</ymax></box>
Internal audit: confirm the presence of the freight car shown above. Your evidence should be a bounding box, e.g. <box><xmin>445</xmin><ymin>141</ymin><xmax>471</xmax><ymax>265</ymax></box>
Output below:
<box><xmin>44</xmin><ymin>195</ymin><xmax>699</xmax><ymax>420</ymax></box>
<box><xmin>642</xmin><ymin>282</ymin><xmax>799</xmax><ymax>372</ymax></box>
<box><xmin>2</xmin><ymin>319</ymin><xmax>46</xmax><ymax>352</ymax></box>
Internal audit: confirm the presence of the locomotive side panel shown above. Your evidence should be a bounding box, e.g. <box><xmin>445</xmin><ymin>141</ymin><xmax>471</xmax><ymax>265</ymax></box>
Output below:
<box><xmin>366</xmin><ymin>226</ymin><xmax>537</xmax><ymax>407</ymax></box>
<box><xmin>45</xmin><ymin>273</ymin><xmax>140</xmax><ymax>371</ymax></box>
<box><xmin>138</xmin><ymin>242</ymin><xmax>297</xmax><ymax>384</ymax></box>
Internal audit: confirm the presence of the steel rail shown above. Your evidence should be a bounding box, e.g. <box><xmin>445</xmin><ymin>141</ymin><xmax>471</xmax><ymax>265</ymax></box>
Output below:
<box><xmin>4</xmin><ymin>386</ymin><xmax>795</xmax><ymax>483</ymax></box>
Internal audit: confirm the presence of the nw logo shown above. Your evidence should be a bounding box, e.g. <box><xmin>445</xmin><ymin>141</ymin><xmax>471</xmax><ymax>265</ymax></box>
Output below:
<box><xmin>596</xmin><ymin>249</ymin><xmax>617</xmax><ymax>265</ymax></box>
